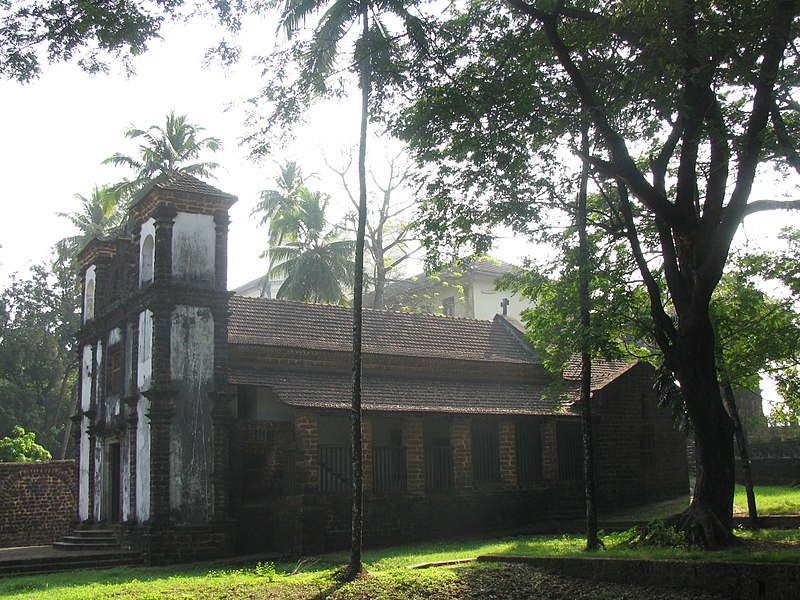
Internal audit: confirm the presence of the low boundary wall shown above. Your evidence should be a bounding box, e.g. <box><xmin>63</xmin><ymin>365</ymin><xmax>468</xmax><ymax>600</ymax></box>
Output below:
<box><xmin>0</xmin><ymin>461</ymin><xmax>76</xmax><ymax>548</ymax></box>
<box><xmin>479</xmin><ymin>555</ymin><xmax>799</xmax><ymax>600</ymax></box>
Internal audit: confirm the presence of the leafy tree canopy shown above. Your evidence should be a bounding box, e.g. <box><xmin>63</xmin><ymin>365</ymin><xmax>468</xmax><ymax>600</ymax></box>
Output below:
<box><xmin>1</xmin><ymin>0</ymin><xmax>185</xmax><ymax>83</ymax></box>
<box><xmin>0</xmin><ymin>425</ymin><xmax>52</xmax><ymax>462</ymax></box>
<box><xmin>0</xmin><ymin>260</ymin><xmax>80</xmax><ymax>454</ymax></box>
<box><xmin>390</xmin><ymin>0</ymin><xmax>800</xmax><ymax>545</ymax></box>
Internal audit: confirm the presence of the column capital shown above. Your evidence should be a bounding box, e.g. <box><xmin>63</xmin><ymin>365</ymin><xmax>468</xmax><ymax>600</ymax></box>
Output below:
<box><xmin>142</xmin><ymin>384</ymin><xmax>178</xmax><ymax>420</ymax></box>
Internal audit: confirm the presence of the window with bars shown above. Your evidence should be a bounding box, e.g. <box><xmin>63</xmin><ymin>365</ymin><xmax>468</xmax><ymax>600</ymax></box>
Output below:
<box><xmin>557</xmin><ymin>421</ymin><xmax>584</xmax><ymax>480</ymax></box>
<box><xmin>318</xmin><ymin>416</ymin><xmax>351</xmax><ymax>493</ymax></box>
<box><xmin>472</xmin><ymin>420</ymin><xmax>500</xmax><ymax>482</ymax></box>
<box><xmin>516</xmin><ymin>419</ymin><xmax>543</xmax><ymax>483</ymax></box>
<box><xmin>373</xmin><ymin>425</ymin><xmax>406</xmax><ymax>492</ymax></box>
<box><xmin>424</xmin><ymin>419</ymin><xmax>454</xmax><ymax>491</ymax></box>
<box><xmin>318</xmin><ymin>446</ymin><xmax>351</xmax><ymax>493</ymax></box>
<box><xmin>424</xmin><ymin>443</ymin><xmax>453</xmax><ymax>491</ymax></box>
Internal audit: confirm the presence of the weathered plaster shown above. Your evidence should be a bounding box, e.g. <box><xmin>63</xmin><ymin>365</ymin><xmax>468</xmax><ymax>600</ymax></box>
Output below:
<box><xmin>135</xmin><ymin>393</ymin><xmax>150</xmax><ymax>523</ymax></box>
<box><xmin>79</xmin><ymin>344</ymin><xmax>92</xmax><ymax>520</ymax></box>
<box><xmin>169</xmin><ymin>305</ymin><xmax>215</xmax><ymax>524</ymax></box>
<box><xmin>171</xmin><ymin>213</ymin><xmax>215</xmax><ymax>283</ymax></box>
<box><xmin>136</xmin><ymin>310</ymin><xmax>153</xmax><ymax>523</ymax></box>
<box><xmin>137</xmin><ymin>310</ymin><xmax>153</xmax><ymax>392</ymax></box>
<box><xmin>139</xmin><ymin>218</ymin><xmax>156</xmax><ymax>287</ymax></box>
<box><xmin>92</xmin><ymin>439</ymin><xmax>102</xmax><ymax>522</ymax></box>
<box><xmin>83</xmin><ymin>265</ymin><xmax>96</xmax><ymax>322</ymax></box>
<box><xmin>121</xmin><ymin>435</ymin><xmax>131</xmax><ymax>522</ymax></box>
<box><xmin>92</xmin><ymin>341</ymin><xmax>103</xmax><ymax>521</ymax></box>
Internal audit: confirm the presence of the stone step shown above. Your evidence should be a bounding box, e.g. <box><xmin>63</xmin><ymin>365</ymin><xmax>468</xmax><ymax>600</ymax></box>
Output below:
<box><xmin>52</xmin><ymin>528</ymin><xmax>120</xmax><ymax>551</ymax></box>
<box><xmin>52</xmin><ymin>539</ymin><xmax>119</xmax><ymax>550</ymax></box>
<box><xmin>69</xmin><ymin>529</ymin><xmax>117</xmax><ymax>537</ymax></box>
<box><xmin>0</xmin><ymin>550</ymin><xmax>142</xmax><ymax>578</ymax></box>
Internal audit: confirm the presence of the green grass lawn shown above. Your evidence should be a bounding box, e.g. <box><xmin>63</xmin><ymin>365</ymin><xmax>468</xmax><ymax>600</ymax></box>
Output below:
<box><xmin>602</xmin><ymin>485</ymin><xmax>800</xmax><ymax>521</ymax></box>
<box><xmin>0</xmin><ymin>486</ymin><xmax>796</xmax><ymax>599</ymax></box>
<box><xmin>734</xmin><ymin>484</ymin><xmax>800</xmax><ymax>515</ymax></box>
<box><xmin>1</xmin><ymin>527</ymin><xmax>797</xmax><ymax>600</ymax></box>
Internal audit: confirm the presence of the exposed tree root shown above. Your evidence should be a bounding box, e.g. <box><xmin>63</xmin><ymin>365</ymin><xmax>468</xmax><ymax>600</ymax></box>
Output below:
<box><xmin>664</xmin><ymin>506</ymin><xmax>739</xmax><ymax>549</ymax></box>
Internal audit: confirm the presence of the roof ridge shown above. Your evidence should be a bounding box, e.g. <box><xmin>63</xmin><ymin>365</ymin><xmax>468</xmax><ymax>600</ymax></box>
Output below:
<box><xmin>231</xmin><ymin>295</ymin><xmax>497</xmax><ymax>324</ymax></box>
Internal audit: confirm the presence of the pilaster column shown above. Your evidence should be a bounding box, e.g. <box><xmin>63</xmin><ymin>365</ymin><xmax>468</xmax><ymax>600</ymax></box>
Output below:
<box><xmin>153</xmin><ymin>205</ymin><xmax>176</xmax><ymax>284</ymax></box>
<box><xmin>70</xmin><ymin>412</ymin><xmax>83</xmax><ymax>522</ymax></box>
<box><xmin>541</xmin><ymin>420</ymin><xmax>559</xmax><ymax>481</ymax></box>
<box><xmin>451</xmin><ymin>417</ymin><xmax>472</xmax><ymax>491</ymax></box>
<box><xmin>124</xmin><ymin>395</ymin><xmax>139</xmax><ymax>523</ymax></box>
<box><xmin>295</xmin><ymin>413</ymin><xmax>319</xmax><ymax>491</ymax></box>
<box><xmin>361</xmin><ymin>417</ymin><xmax>373</xmax><ymax>493</ymax></box>
<box><xmin>143</xmin><ymin>385</ymin><xmax>177</xmax><ymax>523</ymax></box>
<box><xmin>213</xmin><ymin>211</ymin><xmax>231</xmax><ymax>291</ymax></box>
<box><xmin>403</xmin><ymin>417</ymin><xmax>424</xmax><ymax>495</ymax></box>
<box><xmin>210</xmin><ymin>389</ymin><xmax>235</xmax><ymax>520</ymax></box>
<box><xmin>499</xmin><ymin>419</ymin><xmax>516</xmax><ymax>487</ymax></box>
<box><xmin>84</xmin><ymin>409</ymin><xmax>98</xmax><ymax>523</ymax></box>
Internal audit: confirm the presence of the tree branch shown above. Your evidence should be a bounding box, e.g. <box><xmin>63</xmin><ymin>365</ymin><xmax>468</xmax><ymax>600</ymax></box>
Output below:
<box><xmin>709</xmin><ymin>0</ymin><xmax>800</xmax><ymax>294</ymax></box>
<box><xmin>743</xmin><ymin>198</ymin><xmax>800</xmax><ymax>216</ymax></box>
<box><xmin>770</xmin><ymin>100</ymin><xmax>800</xmax><ymax>175</ymax></box>
<box><xmin>510</xmin><ymin>2</ymin><xmax>677</xmax><ymax>222</ymax></box>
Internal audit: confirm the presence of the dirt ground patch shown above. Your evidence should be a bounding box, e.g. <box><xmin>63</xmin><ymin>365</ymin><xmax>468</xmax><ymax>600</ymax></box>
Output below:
<box><xmin>324</xmin><ymin>563</ymin><xmax>726</xmax><ymax>600</ymax></box>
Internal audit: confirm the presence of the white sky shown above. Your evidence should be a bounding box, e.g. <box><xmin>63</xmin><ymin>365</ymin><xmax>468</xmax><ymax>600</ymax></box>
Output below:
<box><xmin>0</xmin><ymin>12</ymin><xmax>797</xmax><ymax>406</ymax></box>
<box><xmin>4</xmin><ymin>12</ymin><xmax>794</xmax><ymax>288</ymax></box>
<box><xmin>0</xmin><ymin>13</ymin><xmax>538</xmax><ymax>291</ymax></box>
<box><xmin>0</xmin><ymin>16</ymin><xmax>375</xmax><ymax>288</ymax></box>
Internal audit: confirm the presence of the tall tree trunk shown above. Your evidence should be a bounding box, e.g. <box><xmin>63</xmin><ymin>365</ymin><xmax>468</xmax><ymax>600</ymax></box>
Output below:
<box><xmin>577</xmin><ymin>116</ymin><xmax>600</xmax><ymax>551</ymax></box>
<box><xmin>372</xmin><ymin>256</ymin><xmax>386</xmax><ymax>308</ymax></box>
<box><xmin>668</xmin><ymin>315</ymin><xmax>738</xmax><ymax>547</ymax></box>
<box><xmin>347</xmin><ymin>0</ymin><xmax>369</xmax><ymax>581</ymax></box>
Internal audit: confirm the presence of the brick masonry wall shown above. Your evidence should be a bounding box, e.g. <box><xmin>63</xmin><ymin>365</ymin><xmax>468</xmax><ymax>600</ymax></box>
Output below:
<box><xmin>0</xmin><ymin>460</ymin><xmax>76</xmax><ymax>548</ymax></box>
<box><xmin>239</xmin><ymin>487</ymin><xmax>558</xmax><ymax>555</ymax></box>
<box><xmin>591</xmin><ymin>363</ymin><xmax>689</xmax><ymax>510</ymax></box>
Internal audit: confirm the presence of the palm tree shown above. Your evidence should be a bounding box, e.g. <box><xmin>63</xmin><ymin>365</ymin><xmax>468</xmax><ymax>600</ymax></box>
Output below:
<box><xmin>268</xmin><ymin>187</ymin><xmax>355</xmax><ymax>304</ymax></box>
<box><xmin>103</xmin><ymin>111</ymin><xmax>222</xmax><ymax>198</ymax></box>
<box><xmin>272</xmin><ymin>0</ymin><xmax>426</xmax><ymax>577</ymax></box>
<box><xmin>56</xmin><ymin>185</ymin><xmax>126</xmax><ymax>259</ymax></box>
<box><xmin>252</xmin><ymin>161</ymin><xmax>308</xmax><ymax>297</ymax></box>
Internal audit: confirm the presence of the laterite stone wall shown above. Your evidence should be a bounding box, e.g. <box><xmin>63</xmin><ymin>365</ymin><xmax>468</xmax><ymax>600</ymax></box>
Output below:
<box><xmin>0</xmin><ymin>460</ymin><xmax>76</xmax><ymax>547</ymax></box>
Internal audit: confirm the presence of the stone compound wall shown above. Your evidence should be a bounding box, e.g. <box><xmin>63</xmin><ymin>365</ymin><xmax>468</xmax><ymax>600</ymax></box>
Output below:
<box><xmin>479</xmin><ymin>555</ymin><xmax>799</xmax><ymax>600</ymax></box>
<box><xmin>0</xmin><ymin>460</ymin><xmax>76</xmax><ymax>548</ymax></box>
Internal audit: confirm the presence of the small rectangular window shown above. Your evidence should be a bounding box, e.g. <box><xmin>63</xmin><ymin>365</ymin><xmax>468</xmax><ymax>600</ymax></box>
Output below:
<box><xmin>106</xmin><ymin>345</ymin><xmax>124</xmax><ymax>396</ymax></box>
<box><xmin>442</xmin><ymin>296</ymin><xmax>456</xmax><ymax>317</ymax></box>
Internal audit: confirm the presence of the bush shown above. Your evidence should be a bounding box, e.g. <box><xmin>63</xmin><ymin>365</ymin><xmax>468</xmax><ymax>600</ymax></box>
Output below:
<box><xmin>609</xmin><ymin>519</ymin><xmax>692</xmax><ymax>549</ymax></box>
<box><xmin>0</xmin><ymin>426</ymin><xmax>52</xmax><ymax>462</ymax></box>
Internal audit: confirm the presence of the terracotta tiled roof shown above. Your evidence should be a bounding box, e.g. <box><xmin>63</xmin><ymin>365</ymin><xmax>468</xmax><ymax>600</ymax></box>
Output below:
<box><xmin>563</xmin><ymin>357</ymin><xmax>639</xmax><ymax>390</ymax></box>
<box><xmin>228</xmin><ymin>367</ymin><xmax>562</xmax><ymax>415</ymax></box>
<box><xmin>228</xmin><ymin>296</ymin><xmax>538</xmax><ymax>364</ymax></box>
<box><xmin>147</xmin><ymin>172</ymin><xmax>236</xmax><ymax>198</ymax></box>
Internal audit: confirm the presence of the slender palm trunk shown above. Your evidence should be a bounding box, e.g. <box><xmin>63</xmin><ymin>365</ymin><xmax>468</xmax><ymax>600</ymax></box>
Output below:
<box><xmin>577</xmin><ymin>117</ymin><xmax>599</xmax><ymax>551</ymax></box>
<box><xmin>347</xmin><ymin>0</ymin><xmax>369</xmax><ymax>580</ymax></box>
